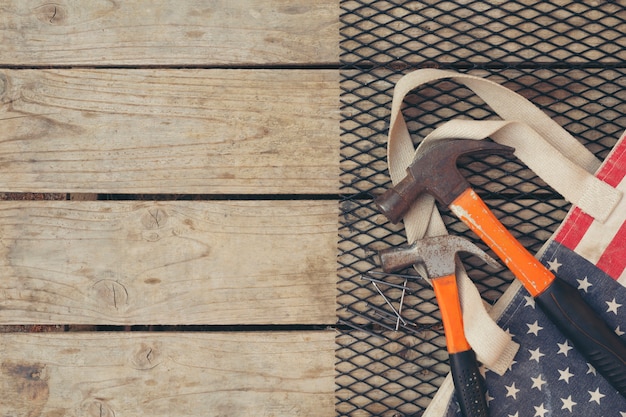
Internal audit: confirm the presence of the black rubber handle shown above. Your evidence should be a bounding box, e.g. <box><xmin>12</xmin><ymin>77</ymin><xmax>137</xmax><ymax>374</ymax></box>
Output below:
<box><xmin>536</xmin><ymin>277</ymin><xmax>626</xmax><ymax>396</ymax></box>
<box><xmin>449</xmin><ymin>349</ymin><xmax>489</xmax><ymax>417</ymax></box>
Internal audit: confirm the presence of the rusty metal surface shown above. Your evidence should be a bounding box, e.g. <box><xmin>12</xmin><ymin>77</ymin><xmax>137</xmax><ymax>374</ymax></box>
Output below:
<box><xmin>379</xmin><ymin>235</ymin><xmax>499</xmax><ymax>279</ymax></box>
<box><xmin>375</xmin><ymin>139</ymin><xmax>516</xmax><ymax>223</ymax></box>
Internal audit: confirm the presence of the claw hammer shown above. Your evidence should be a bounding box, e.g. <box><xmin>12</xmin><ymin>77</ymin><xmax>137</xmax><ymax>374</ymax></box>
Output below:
<box><xmin>375</xmin><ymin>138</ymin><xmax>626</xmax><ymax>396</ymax></box>
<box><xmin>379</xmin><ymin>235</ymin><xmax>498</xmax><ymax>417</ymax></box>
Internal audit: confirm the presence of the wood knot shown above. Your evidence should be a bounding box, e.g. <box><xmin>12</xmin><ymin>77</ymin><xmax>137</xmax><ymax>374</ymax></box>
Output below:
<box><xmin>130</xmin><ymin>343</ymin><xmax>162</xmax><ymax>370</ymax></box>
<box><xmin>91</xmin><ymin>277</ymin><xmax>129</xmax><ymax>312</ymax></box>
<box><xmin>141</xmin><ymin>208</ymin><xmax>169</xmax><ymax>229</ymax></box>
<box><xmin>34</xmin><ymin>3</ymin><xmax>68</xmax><ymax>25</ymax></box>
<box><xmin>0</xmin><ymin>72</ymin><xmax>16</xmax><ymax>106</ymax></box>
<box><xmin>83</xmin><ymin>399</ymin><xmax>116</xmax><ymax>417</ymax></box>
<box><xmin>142</xmin><ymin>231</ymin><xmax>162</xmax><ymax>242</ymax></box>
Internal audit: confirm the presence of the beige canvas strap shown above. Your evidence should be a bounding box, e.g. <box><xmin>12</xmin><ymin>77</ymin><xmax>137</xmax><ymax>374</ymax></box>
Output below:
<box><xmin>388</xmin><ymin>69</ymin><xmax>621</xmax><ymax>224</ymax></box>
<box><xmin>384</xmin><ymin>69</ymin><xmax>623</xmax><ymax>375</ymax></box>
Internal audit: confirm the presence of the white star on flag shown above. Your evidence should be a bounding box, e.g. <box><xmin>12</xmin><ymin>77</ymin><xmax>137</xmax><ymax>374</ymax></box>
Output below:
<box><xmin>524</xmin><ymin>295</ymin><xmax>536</xmax><ymax>308</ymax></box>
<box><xmin>577</xmin><ymin>276</ymin><xmax>592</xmax><ymax>292</ymax></box>
<box><xmin>617</xmin><ymin>326</ymin><xmax>625</xmax><ymax>336</ymax></box>
<box><xmin>606</xmin><ymin>297</ymin><xmax>622</xmax><ymax>315</ymax></box>
<box><xmin>547</xmin><ymin>258</ymin><xmax>562</xmax><ymax>272</ymax></box>
<box><xmin>557</xmin><ymin>367</ymin><xmax>574</xmax><ymax>383</ymax></box>
<box><xmin>526</xmin><ymin>320</ymin><xmax>543</xmax><ymax>336</ymax></box>
<box><xmin>529</xmin><ymin>347</ymin><xmax>545</xmax><ymax>362</ymax></box>
<box><xmin>589</xmin><ymin>388</ymin><xmax>605</xmax><ymax>404</ymax></box>
<box><xmin>508</xmin><ymin>412</ymin><xmax>519</xmax><ymax>417</ymax></box>
<box><xmin>586</xmin><ymin>363</ymin><xmax>597</xmax><ymax>376</ymax></box>
<box><xmin>505</xmin><ymin>382</ymin><xmax>520</xmax><ymax>399</ymax></box>
<box><xmin>561</xmin><ymin>395</ymin><xmax>577</xmax><ymax>412</ymax></box>
<box><xmin>531</xmin><ymin>374</ymin><xmax>547</xmax><ymax>391</ymax></box>
<box><xmin>556</xmin><ymin>340</ymin><xmax>573</xmax><ymax>356</ymax></box>
<box><xmin>534</xmin><ymin>403</ymin><xmax>549</xmax><ymax>417</ymax></box>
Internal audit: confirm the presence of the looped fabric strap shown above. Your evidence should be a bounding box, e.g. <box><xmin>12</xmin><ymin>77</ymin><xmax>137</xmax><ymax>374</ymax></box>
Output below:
<box><xmin>384</xmin><ymin>69</ymin><xmax>623</xmax><ymax>374</ymax></box>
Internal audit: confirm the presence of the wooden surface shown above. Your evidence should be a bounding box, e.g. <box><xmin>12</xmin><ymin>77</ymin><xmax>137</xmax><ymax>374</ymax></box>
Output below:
<box><xmin>0</xmin><ymin>200</ymin><xmax>337</xmax><ymax>325</ymax></box>
<box><xmin>0</xmin><ymin>68</ymin><xmax>339</xmax><ymax>193</ymax></box>
<box><xmin>0</xmin><ymin>331</ymin><xmax>335</xmax><ymax>417</ymax></box>
<box><xmin>0</xmin><ymin>1</ymin><xmax>340</xmax><ymax>416</ymax></box>
<box><xmin>0</xmin><ymin>0</ymin><xmax>339</xmax><ymax>66</ymax></box>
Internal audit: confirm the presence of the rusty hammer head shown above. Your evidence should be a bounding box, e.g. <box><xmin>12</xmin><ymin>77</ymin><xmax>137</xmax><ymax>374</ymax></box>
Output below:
<box><xmin>378</xmin><ymin>235</ymin><xmax>499</xmax><ymax>278</ymax></box>
<box><xmin>375</xmin><ymin>139</ymin><xmax>515</xmax><ymax>224</ymax></box>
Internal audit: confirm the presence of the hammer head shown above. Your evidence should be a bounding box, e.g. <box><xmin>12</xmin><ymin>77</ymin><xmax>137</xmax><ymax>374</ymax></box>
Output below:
<box><xmin>378</xmin><ymin>235</ymin><xmax>500</xmax><ymax>279</ymax></box>
<box><xmin>376</xmin><ymin>139</ymin><xmax>515</xmax><ymax>224</ymax></box>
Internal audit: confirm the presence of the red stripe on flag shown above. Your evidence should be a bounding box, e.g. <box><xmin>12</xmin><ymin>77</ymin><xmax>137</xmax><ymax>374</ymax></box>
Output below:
<box><xmin>595</xmin><ymin>133</ymin><xmax>626</xmax><ymax>186</ymax></box>
<box><xmin>555</xmin><ymin>207</ymin><xmax>594</xmax><ymax>250</ymax></box>
<box><xmin>596</xmin><ymin>220</ymin><xmax>626</xmax><ymax>279</ymax></box>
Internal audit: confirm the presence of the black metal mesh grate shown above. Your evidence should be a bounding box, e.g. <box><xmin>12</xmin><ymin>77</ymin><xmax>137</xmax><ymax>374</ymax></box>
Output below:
<box><xmin>337</xmin><ymin>2</ymin><xmax>626</xmax><ymax>416</ymax></box>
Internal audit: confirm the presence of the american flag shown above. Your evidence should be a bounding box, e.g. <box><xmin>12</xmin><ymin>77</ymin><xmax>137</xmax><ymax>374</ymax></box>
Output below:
<box><xmin>480</xmin><ymin>240</ymin><xmax>626</xmax><ymax>417</ymax></box>
<box><xmin>441</xmin><ymin>135</ymin><xmax>626</xmax><ymax>416</ymax></box>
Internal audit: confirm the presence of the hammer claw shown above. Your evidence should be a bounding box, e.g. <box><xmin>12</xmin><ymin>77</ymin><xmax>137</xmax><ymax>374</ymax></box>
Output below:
<box><xmin>375</xmin><ymin>138</ymin><xmax>515</xmax><ymax>223</ymax></box>
<box><xmin>379</xmin><ymin>235</ymin><xmax>499</xmax><ymax>279</ymax></box>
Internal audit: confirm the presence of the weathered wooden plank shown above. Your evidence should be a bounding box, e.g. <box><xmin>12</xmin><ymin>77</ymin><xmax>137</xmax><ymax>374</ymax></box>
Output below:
<box><xmin>0</xmin><ymin>331</ymin><xmax>335</xmax><ymax>417</ymax></box>
<box><xmin>0</xmin><ymin>68</ymin><xmax>340</xmax><ymax>193</ymax></box>
<box><xmin>0</xmin><ymin>0</ymin><xmax>339</xmax><ymax>66</ymax></box>
<box><xmin>0</xmin><ymin>200</ymin><xmax>337</xmax><ymax>325</ymax></box>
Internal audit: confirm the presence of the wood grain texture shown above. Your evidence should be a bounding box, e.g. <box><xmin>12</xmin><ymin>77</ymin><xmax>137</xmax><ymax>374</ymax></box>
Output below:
<box><xmin>0</xmin><ymin>0</ymin><xmax>339</xmax><ymax>66</ymax></box>
<box><xmin>0</xmin><ymin>68</ymin><xmax>340</xmax><ymax>193</ymax></box>
<box><xmin>0</xmin><ymin>331</ymin><xmax>335</xmax><ymax>417</ymax></box>
<box><xmin>0</xmin><ymin>200</ymin><xmax>337</xmax><ymax>325</ymax></box>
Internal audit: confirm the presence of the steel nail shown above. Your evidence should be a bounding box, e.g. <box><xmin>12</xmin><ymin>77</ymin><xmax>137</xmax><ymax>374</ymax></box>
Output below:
<box><xmin>371</xmin><ymin>281</ymin><xmax>407</xmax><ymax>326</ymax></box>
<box><xmin>396</xmin><ymin>278</ymin><xmax>408</xmax><ymax>331</ymax></box>
<box><xmin>360</xmin><ymin>274</ymin><xmax>411</xmax><ymax>290</ymax></box>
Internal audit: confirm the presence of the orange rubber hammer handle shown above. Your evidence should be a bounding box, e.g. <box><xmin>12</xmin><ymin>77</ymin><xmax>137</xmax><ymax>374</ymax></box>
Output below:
<box><xmin>450</xmin><ymin>188</ymin><xmax>554</xmax><ymax>297</ymax></box>
<box><xmin>431</xmin><ymin>273</ymin><xmax>471</xmax><ymax>354</ymax></box>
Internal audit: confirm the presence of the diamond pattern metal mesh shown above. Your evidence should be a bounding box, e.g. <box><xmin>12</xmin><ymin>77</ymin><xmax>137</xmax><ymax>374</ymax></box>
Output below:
<box><xmin>337</xmin><ymin>2</ymin><xmax>626</xmax><ymax>416</ymax></box>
